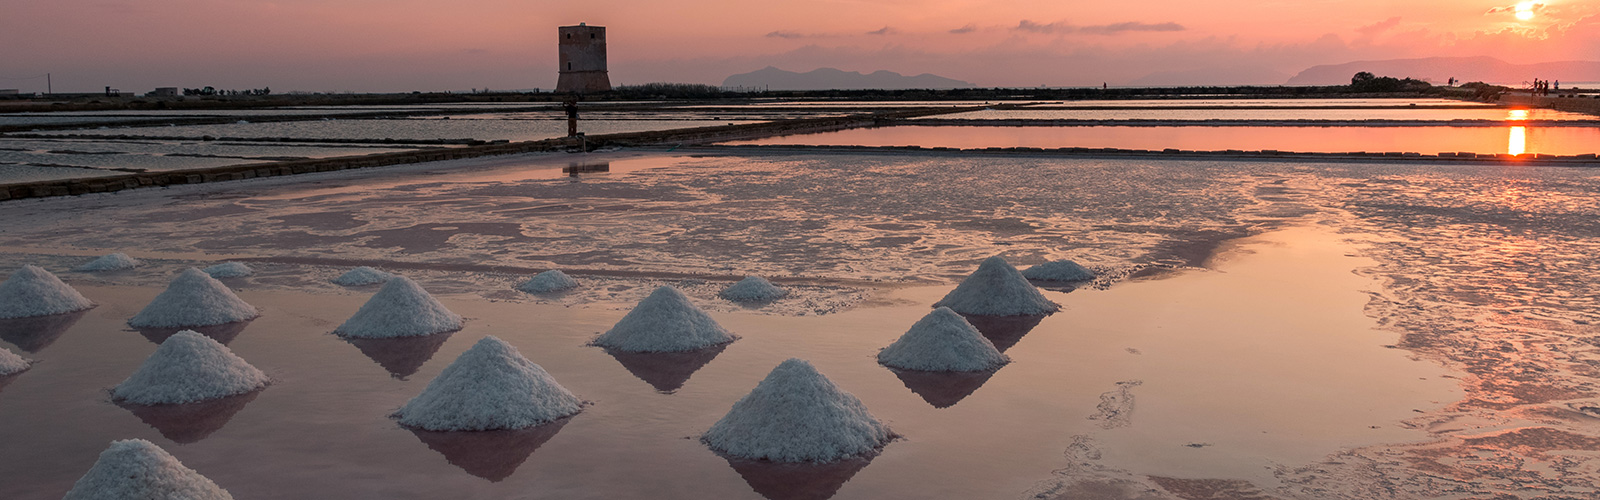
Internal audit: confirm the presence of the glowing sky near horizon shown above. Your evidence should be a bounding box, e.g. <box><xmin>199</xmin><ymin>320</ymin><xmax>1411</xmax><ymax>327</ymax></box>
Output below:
<box><xmin>0</xmin><ymin>0</ymin><xmax>1595</xmax><ymax>92</ymax></box>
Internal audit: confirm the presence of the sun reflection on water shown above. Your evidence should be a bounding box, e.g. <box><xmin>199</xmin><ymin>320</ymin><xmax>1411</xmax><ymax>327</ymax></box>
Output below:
<box><xmin>1509</xmin><ymin>126</ymin><xmax>1527</xmax><ymax>156</ymax></box>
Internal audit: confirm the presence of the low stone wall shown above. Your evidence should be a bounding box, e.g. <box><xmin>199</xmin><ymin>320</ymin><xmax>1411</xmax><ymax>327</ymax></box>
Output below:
<box><xmin>702</xmin><ymin>143</ymin><xmax>1600</xmax><ymax>166</ymax></box>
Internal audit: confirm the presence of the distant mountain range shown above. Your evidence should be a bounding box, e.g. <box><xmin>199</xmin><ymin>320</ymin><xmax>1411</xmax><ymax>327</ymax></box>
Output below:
<box><xmin>1287</xmin><ymin>57</ymin><xmax>1600</xmax><ymax>85</ymax></box>
<box><xmin>722</xmin><ymin>66</ymin><xmax>973</xmax><ymax>90</ymax></box>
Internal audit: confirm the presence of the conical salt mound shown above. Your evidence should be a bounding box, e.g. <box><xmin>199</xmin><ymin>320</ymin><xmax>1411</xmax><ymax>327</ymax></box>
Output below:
<box><xmin>594</xmin><ymin>286</ymin><xmax>735</xmax><ymax>353</ymax></box>
<box><xmin>933</xmin><ymin>256</ymin><xmax>1060</xmax><ymax>316</ymax></box>
<box><xmin>112</xmin><ymin>330</ymin><xmax>269</xmax><ymax>405</ymax></box>
<box><xmin>332</xmin><ymin>266</ymin><xmax>393</xmax><ymax>286</ymax></box>
<box><xmin>335</xmin><ymin>276</ymin><xmax>463</xmax><ymax>339</ymax></box>
<box><xmin>704</xmin><ymin>358</ymin><xmax>891</xmax><ymax>463</ymax></box>
<box><xmin>878</xmin><ymin>307</ymin><xmax>1008</xmax><ymax>372</ymax></box>
<box><xmin>63</xmin><ymin>439</ymin><xmax>232</xmax><ymax>500</ymax></box>
<box><xmin>76</xmin><ymin>253</ymin><xmax>141</xmax><ymax>272</ymax></box>
<box><xmin>128</xmin><ymin>268</ymin><xmax>260</xmax><ymax>328</ymax></box>
<box><xmin>719</xmin><ymin>276</ymin><xmax>788</xmax><ymax>303</ymax></box>
<box><xmin>0</xmin><ymin>265</ymin><xmax>95</xmax><ymax>319</ymax></box>
<box><xmin>395</xmin><ymin>336</ymin><xmax>582</xmax><ymax>431</ymax></box>
<box><xmin>201</xmin><ymin>262</ymin><xmax>253</xmax><ymax>279</ymax></box>
<box><xmin>0</xmin><ymin>346</ymin><xmax>32</xmax><ymax>376</ymax></box>
<box><xmin>1021</xmin><ymin>260</ymin><xmax>1095</xmax><ymax>282</ymax></box>
<box><xmin>516</xmin><ymin>270</ymin><xmax>579</xmax><ymax>294</ymax></box>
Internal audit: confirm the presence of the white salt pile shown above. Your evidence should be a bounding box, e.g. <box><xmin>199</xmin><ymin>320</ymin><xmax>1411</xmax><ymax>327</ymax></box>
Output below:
<box><xmin>112</xmin><ymin>330</ymin><xmax>269</xmax><ymax>405</ymax></box>
<box><xmin>76</xmin><ymin>253</ymin><xmax>141</xmax><ymax>272</ymax></box>
<box><xmin>933</xmin><ymin>256</ymin><xmax>1060</xmax><ymax>316</ymax></box>
<box><xmin>878</xmin><ymin>307</ymin><xmax>1008</xmax><ymax>372</ymax></box>
<box><xmin>516</xmin><ymin>270</ymin><xmax>579</xmax><ymax>294</ymax></box>
<box><xmin>593</xmin><ymin>286</ymin><xmax>735</xmax><ymax>353</ymax></box>
<box><xmin>128</xmin><ymin>268</ymin><xmax>260</xmax><ymax>328</ymax></box>
<box><xmin>335</xmin><ymin>276</ymin><xmax>463</xmax><ymax>339</ymax></box>
<box><xmin>0</xmin><ymin>265</ymin><xmax>95</xmax><ymax>319</ymax></box>
<box><xmin>718</xmin><ymin>276</ymin><xmax>788</xmax><ymax>303</ymax></box>
<box><xmin>62</xmin><ymin>439</ymin><xmax>232</xmax><ymax>500</ymax></box>
<box><xmin>704</xmin><ymin>358</ymin><xmax>891</xmax><ymax>462</ymax></box>
<box><xmin>0</xmin><ymin>346</ymin><xmax>32</xmax><ymax>376</ymax></box>
<box><xmin>201</xmin><ymin>262</ymin><xmax>253</xmax><ymax>279</ymax></box>
<box><xmin>394</xmin><ymin>336</ymin><xmax>582</xmax><ymax>431</ymax></box>
<box><xmin>1021</xmin><ymin>259</ymin><xmax>1096</xmax><ymax>282</ymax></box>
<box><xmin>331</xmin><ymin>266</ymin><xmax>393</xmax><ymax>286</ymax></box>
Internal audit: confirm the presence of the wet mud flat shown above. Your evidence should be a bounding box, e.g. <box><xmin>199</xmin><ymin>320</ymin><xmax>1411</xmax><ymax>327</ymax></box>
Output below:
<box><xmin>1</xmin><ymin>150</ymin><xmax>1599</xmax><ymax>498</ymax></box>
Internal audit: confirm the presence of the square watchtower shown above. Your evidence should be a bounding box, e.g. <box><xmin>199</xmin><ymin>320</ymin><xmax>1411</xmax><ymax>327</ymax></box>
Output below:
<box><xmin>556</xmin><ymin>23</ymin><xmax>612</xmax><ymax>93</ymax></box>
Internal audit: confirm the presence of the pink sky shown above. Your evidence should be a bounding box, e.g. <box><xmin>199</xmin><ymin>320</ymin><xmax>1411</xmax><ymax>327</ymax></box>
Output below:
<box><xmin>2</xmin><ymin>0</ymin><xmax>1596</xmax><ymax>92</ymax></box>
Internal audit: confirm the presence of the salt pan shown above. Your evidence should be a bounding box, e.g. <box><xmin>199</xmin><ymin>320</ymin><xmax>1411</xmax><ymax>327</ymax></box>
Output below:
<box><xmin>704</xmin><ymin>358</ymin><xmax>891</xmax><ymax>462</ymax></box>
<box><xmin>395</xmin><ymin>336</ymin><xmax>582</xmax><ymax>431</ymax></box>
<box><xmin>112</xmin><ymin>330</ymin><xmax>269</xmax><ymax>405</ymax></box>
<box><xmin>516</xmin><ymin>270</ymin><xmax>579</xmax><ymax>294</ymax></box>
<box><xmin>335</xmin><ymin>276</ymin><xmax>463</xmax><ymax>339</ymax></box>
<box><xmin>331</xmin><ymin>266</ymin><xmax>393</xmax><ymax>286</ymax></box>
<box><xmin>0</xmin><ymin>265</ymin><xmax>95</xmax><ymax>319</ymax></box>
<box><xmin>62</xmin><ymin>439</ymin><xmax>232</xmax><ymax>500</ymax></box>
<box><xmin>933</xmin><ymin>256</ymin><xmax>1059</xmax><ymax>316</ymax></box>
<box><xmin>878</xmin><ymin>307</ymin><xmax>1008</xmax><ymax>371</ymax></box>
<box><xmin>76</xmin><ymin>253</ymin><xmax>141</xmax><ymax>272</ymax></box>
<box><xmin>201</xmin><ymin>262</ymin><xmax>253</xmax><ymax>279</ymax></box>
<box><xmin>0</xmin><ymin>346</ymin><xmax>31</xmax><ymax>376</ymax></box>
<box><xmin>1021</xmin><ymin>260</ymin><xmax>1096</xmax><ymax>282</ymax></box>
<box><xmin>718</xmin><ymin>276</ymin><xmax>787</xmax><ymax>303</ymax></box>
<box><xmin>128</xmin><ymin>268</ymin><xmax>259</xmax><ymax>328</ymax></box>
<box><xmin>594</xmin><ymin>286</ymin><xmax>735</xmax><ymax>353</ymax></box>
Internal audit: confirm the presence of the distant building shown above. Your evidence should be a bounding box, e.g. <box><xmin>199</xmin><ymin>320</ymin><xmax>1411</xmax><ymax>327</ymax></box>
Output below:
<box><xmin>0</xmin><ymin>89</ymin><xmax>17</xmax><ymax>95</ymax></box>
<box><xmin>147</xmin><ymin>87</ymin><xmax>179</xmax><ymax>97</ymax></box>
<box><xmin>556</xmin><ymin>23</ymin><xmax>611</xmax><ymax>93</ymax></box>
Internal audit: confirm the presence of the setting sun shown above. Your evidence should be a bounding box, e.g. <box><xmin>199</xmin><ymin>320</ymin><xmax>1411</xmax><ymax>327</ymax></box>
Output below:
<box><xmin>1515</xmin><ymin>2</ymin><xmax>1536</xmax><ymax>20</ymax></box>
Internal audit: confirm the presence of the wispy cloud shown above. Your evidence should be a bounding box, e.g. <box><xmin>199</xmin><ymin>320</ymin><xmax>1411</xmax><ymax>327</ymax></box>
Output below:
<box><xmin>766</xmin><ymin>31</ymin><xmax>807</xmax><ymax>39</ymax></box>
<box><xmin>1015</xmin><ymin>20</ymin><xmax>1183</xmax><ymax>35</ymax></box>
<box><xmin>1079</xmin><ymin>22</ymin><xmax>1185</xmax><ymax>34</ymax></box>
<box><xmin>950</xmin><ymin>24</ymin><xmax>978</xmax><ymax>34</ymax></box>
<box><xmin>866</xmin><ymin>26</ymin><xmax>897</xmax><ymax>35</ymax></box>
<box><xmin>1015</xmin><ymin>20</ymin><xmax>1073</xmax><ymax>34</ymax></box>
<box><xmin>1486</xmin><ymin>2</ymin><xmax>1543</xmax><ymax>14</ymax></box>
<box><xmin>1357</xmin><ymin>17</ymin><xmax>1402</xmax><ymax>36</ymax></box>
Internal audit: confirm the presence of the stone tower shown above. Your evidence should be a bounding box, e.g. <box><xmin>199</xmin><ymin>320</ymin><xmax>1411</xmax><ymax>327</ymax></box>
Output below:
<box><xmin>556</xmin><ymin>23</ymin><xmax>612</xmax><ymax>93</ymax></box>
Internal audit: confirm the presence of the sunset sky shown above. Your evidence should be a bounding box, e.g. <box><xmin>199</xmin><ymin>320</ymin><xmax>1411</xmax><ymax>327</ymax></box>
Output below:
<box><xmin>2</xmin><ymin>0</ymin><xmax>1597</xmax><ymax>92</ymax></box>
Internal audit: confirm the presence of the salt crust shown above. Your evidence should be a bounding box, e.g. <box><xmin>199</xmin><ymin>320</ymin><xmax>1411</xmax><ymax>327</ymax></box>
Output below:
<box><xmin>594</xmin><ymin>286</ymin><xmax>735</xmax><ymax>353</ymax></box>
<box><xmin>128</xmin><ymin>268</ymin><xmax>260</xmax><ymax>328</ymax></box>
<box><xmin>704</xmin><ymin>358</ymin><xmax>891</xmax><ymax>462</ymax></box>
<box><xmin>516</xmin><ymin>270</ymin><xmax>579</xmax><ymax>294</ymax></box>
<box><xmin>62</xmin><ymin>439</ymin><xmax>232</xmax><ymax>500</ymax></box>
<box><xmin>112</xmin><ymin>330</ymin><xmax>269</xmax><ymax>405</ymax></box>
<box><xmin>718</xmin><ymin>276</ymin><xmax>788</xmax><ymax>303</ymax></box>
<box><xmin>1021</xmin><ymin>260</ymin><xmax>1096</xmax><ymax>282</ymax></box>
<box><xmin>331</xmin><ymin>266</ymin><xmax>393</xmax><ymax>286</ymax></box>
<box><xmin>0</xmin><ymin>265</ymin><xmax>95</xmax><ymax>319</ymax></box>
<box><xmin>201</xmin><ymin>262</ymin><xmax>253</xmax><ymax>279</ymax></box>
<box><xmin>76</xmin><ymin>253</ymin><xmax>141</xmax><ymax>272</ymax></box>
<box><xmin>878</xmin><ymin>307</ymin><xmax>1008</xmax><ymax>371</ymax></box>
<box><xmin>0</xmin><ymin>346</ymin><xmax>31</xmax><ymax>376</ymax></box>
<box><xmin>335</xmin><ymin>276</ymin><xmax>463</xmax><ymax>339</ymax></box>
<box><xmin>933</xmin><ymin>256</ymin><xmax>1060</xmax><ymax>316</ymax></box>
<box><xmin>395</xmin><ymin>336</ymin><xmax>582</xmax><ymax>431</ymax></box>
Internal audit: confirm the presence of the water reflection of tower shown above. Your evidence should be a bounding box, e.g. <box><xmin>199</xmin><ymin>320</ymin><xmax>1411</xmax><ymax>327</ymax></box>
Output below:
<box><xmin>556</xmin><ymin>23</ymin><xmax>612</xmax><ymax>93</ymax></box>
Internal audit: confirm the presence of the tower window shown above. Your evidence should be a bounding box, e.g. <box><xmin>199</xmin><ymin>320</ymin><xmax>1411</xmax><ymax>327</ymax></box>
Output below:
<box><xmin>567</xmin><ymin>62</ymin><xmax>572</xmax><ymax>70</ymax></box>
<box><xmin>590</xmin><ymin>33</ymin><xmax>595</xmax><ymax>39</ymax></box>
<box><xmin>566</xmin><ymin>33</ymin><xmax>571</xmax><ymax>39</ymax></box>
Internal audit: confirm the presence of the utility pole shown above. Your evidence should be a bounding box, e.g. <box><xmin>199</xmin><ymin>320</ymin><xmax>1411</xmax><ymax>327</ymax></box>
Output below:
<box><xmin>46</xmin><ymin>73</ymin><xmax>51</xmax><ymax>95</ymax></box>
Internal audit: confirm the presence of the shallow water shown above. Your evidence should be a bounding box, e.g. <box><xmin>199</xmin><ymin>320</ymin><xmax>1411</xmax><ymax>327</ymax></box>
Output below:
<box><xmin>0</xmin><ymin>223</ymin><xmax>1453</xmax><ymax>499</ymax></box>
<box><xmin>923</xmin><ymin>107</ymin><xmax>1594</xmax><ymax>121</ymax></box>
<box><xmin>3</xmin><ymin>150</ymin><xmax>1600</xmax><ymax>498</ymax></box>
<box><xmin>29</xmin><ymin>119</ymin><xmax>762</xmax><ymax>143</ymax></box>
<box><xmin>725</xmin><ymin>125</ymin><xmax>1600</xmax><ymax>156</ymax></box>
